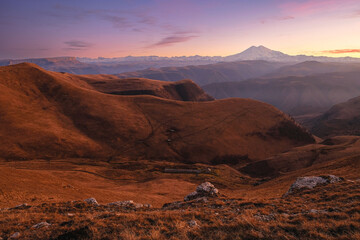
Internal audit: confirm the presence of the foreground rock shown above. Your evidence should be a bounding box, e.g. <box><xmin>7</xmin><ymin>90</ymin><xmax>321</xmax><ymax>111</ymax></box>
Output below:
<box><xmin>84</xmin><ymin>198</ymin><xmax>99</xmax><ymax>206</ymax></box>
<box><xmin>163</xmin><ymin>182</ymin><xmax>218</xmax><ymax>209</ymax></box>
<box><xmin>284</xmin><ymin>175</ymin><xmax>343</xmax><ymax>196</ymax></box>
<box><xmin>184</xmin><ymin>182</ymin><xmax>219</xmax><ymax>201</ymax></box>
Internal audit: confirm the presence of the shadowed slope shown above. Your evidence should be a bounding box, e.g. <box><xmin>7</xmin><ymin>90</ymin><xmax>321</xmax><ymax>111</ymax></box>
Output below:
<box><xmin>78</xmin><ymin>75</ymin><xmax>214</xmax><ymax>101</ymax></box>
<box><xmin>0</xmin><ymin>63</ymin><xmax>314</xmax><ymax>163</ymax></box>
<box><xmin>309</xmin><ymin>96</ymin><xmax>360</xmax><ymax>137</ymax></box>
<box><xmin>264</xmin><ymin>61</ymin><xmax>360</xmax><ymax>78</ymax></box>
<box><xmin>203</xmin><ymin>71</ymin><xmax>360</xmax><ymax>116</ymax></box>
<box><xmin>240</xmin><ymin>136</ymin><xmax>360</xmax><ymax>178</ymax></box>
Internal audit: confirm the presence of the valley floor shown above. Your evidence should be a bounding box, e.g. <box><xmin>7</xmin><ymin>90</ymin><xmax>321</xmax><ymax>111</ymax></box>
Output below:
<box><xmin>0</xmin><ymin>158</ymin><xmax>359</xmax><ymax>239</ymax></box>
<box><xmin>0</xmin><ymin>179</ymin><xmax>359</xmax><ymax>240</ymax></box>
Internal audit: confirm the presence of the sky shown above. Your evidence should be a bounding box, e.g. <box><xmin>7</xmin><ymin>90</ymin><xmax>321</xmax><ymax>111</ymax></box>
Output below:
<box><xmin>1</xmin><ymin>0</ymin><xmax>360</xmax><ymax>59</ymax></box>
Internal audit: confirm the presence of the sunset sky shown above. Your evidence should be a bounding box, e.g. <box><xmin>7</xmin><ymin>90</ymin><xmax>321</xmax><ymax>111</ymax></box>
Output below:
<box><xmin>1</xmin><ymin>0</ymin><xmax>360</xmax><ymax>59</ymax></box>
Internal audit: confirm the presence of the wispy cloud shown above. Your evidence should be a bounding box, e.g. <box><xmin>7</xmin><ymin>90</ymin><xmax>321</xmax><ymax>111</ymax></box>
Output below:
<box><xmin>147</xmin><ymin>33</ymin><xmax>198</xmax><ymax>48</ymax></box>
<box><xmin>43</xmin><ymin>4</ymin><xmax>161</xmax><ymax>32</ymax></box>
<box><xmin>101</xmin><ymin>15</ymin><xmax>133</xmax><ymax>29</ymax></box>
<box><xmin>344</xmin><ymin>9</ymin><xmax>360</xmax><ymax>18</ymax></box>
<box><xmin>137</xmin><ymin>14</ymin><xmax>157</xmax><ymax>25</ymax></box>
<box><xmin>321</xmin><ymin>49</ymin><xmax>360</xmax><ymax>54</ymax></box>
<box><xmin>279</xmin><ymin>0</ymin><xmax>357</xmax><ymax>16</ymax></box>
<box><xmin>260</xmin><ymin>15</ymin><xmax>294</xmax><ymax>24</ymax></box>
<box><xmin>63</xmin><ymin>40</ymin><xmax>93</xmax><ymax>51</ymax></box>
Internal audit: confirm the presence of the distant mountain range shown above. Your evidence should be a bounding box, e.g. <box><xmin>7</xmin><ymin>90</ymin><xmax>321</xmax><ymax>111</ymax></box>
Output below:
<box><xmin>225</xmin><ymin>45</ymin><xmax>360</xmax><ymax>63</ymax></box>
<box><xmin>80</xmin><ymin>45</ymin><xmax>360</xmax><ymax>63</ymax></box>
<box><xmin>116</xmin><ymin>60</ymin><xmax>287</xmax><ymax>86</ymax></box>
<box><xmin>1</xmin><ymin>46</ymin><xmax>360</xmax><ymax>74</ymax></box>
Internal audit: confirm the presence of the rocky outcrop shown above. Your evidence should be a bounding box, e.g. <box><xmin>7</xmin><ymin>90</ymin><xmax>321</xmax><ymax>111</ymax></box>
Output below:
<box><xmin>284</xmin><ymin>175</ymin><xmax>343</xmax><ymax>196</ymax></box>
<box><xmin>184</xmin><ymin>182</ymin><xmax>219</xmax><ymax>201</ymax></box>
<box><xmin>107</xmin><ymin>200</ymin><xmax>151</xmax><ymax>209</ymax></box>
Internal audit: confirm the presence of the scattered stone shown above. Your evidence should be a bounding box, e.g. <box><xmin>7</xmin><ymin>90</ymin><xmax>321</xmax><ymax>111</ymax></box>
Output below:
<box><xmin>188</xmin><ymin>220</ymin><xmax>198</xmax><ymax>227</ymax></box>
<box><xmin>162</xmin><ymin>201</ymin><xmax>184</xmax><ymax>209</ymax></box>
<box><xmin>162</xmin><ymin>197</ymin><xmax>208</xmax><ymax>210</ymax></box>
<box><xmin>67</xmin><ymin>213</ymin><xmax>75</xmax><ymax>217</ymax></box>
<box><xmin>307</xmin><ymin>209</ymin><xmax>328</xmax><ymax>214</ymax></box>
<box><xmin>284</xmin><ymin>175</ymin><xmax>343</xmax><ymax>196</ymax></box>
<box><xmin>254</xmin><ymin>213</ymin><xmax>276</xmax><ymax>222</ymax></box>
<box><xmin>84</xmin><ymin>198</ymin><xmax>99</xmax><ymax>206</ymax></box>
<box><xmin>107</xmin><ymin>200</ymin><xmax>151</xmax><ymax>209</ymax></box>
<box><xmin>32</xmin><ymin>222</ymin><xmax>51</xmax><ymax>229</ymax></box>
<box><xmin>10</xmin><ymin>232</ymin><xmax>20</xmax><ymax>239</ymax></box>
<box><xmin>108</xmin><ymin>200</ymin><xmax>135</xmax><ymax>208</ymax></box>
<box><xmin>184</xmin><ymin>182</ymin><xmax>219</xmax><ymax>201</ymax></box>
<box><xmin>10</xmin><ymin>203</ymin><xmax>30</xmax><ymax>210</ymax></box>
<box><xmin>135</xmin><ymin>203</ymin><xmax>143</xmax><ymax>208</ymax></box>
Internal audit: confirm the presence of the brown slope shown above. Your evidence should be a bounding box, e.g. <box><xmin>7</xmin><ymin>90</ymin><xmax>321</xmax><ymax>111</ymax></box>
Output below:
<box><xmin>309</xmin><ymin>95</ymin><xmax>360</xmax><ymax>137</ymax></box>
<box><xmin>240</xmin><ymin>135</ymin><xmax>360</xmax><ymax>178</ymax></box>
<box><xmin>0</xmin><ymin>63</ymin><xmax>314</xmax><ymax>163</ymax></box>
<box><xmin>77</xmin><ymin>74</ymin><xmax>214</xmax><ymax>101</ymax></box>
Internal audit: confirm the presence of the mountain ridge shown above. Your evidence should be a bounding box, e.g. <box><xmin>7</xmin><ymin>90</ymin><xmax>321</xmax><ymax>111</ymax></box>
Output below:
<box><xmin>2</xmin><ymin>46</ymin><xmax>360</xmax><ymax>75</ymax></box>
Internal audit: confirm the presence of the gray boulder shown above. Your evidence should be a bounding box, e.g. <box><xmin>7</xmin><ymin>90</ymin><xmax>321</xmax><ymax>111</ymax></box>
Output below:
<box><xmin>184</xmin><ymin>182</ymin><xmax>219</xmax><ymax>201</ymax></box>
<box><xmin>84</xmin><ymin>198</ymin><xmax>99</xmax><ymax>206</ymax></box>
<box><xmin>284</xmin><ymin>175</ymin><xmax>343</xmax><ymax>196</ymax></box>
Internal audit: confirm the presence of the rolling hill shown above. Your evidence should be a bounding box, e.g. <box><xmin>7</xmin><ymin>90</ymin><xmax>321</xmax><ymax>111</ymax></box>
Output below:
<box><xmin>77</xmin><ymin>74</ymin><xmax>214</xmax><ymax>101</ymax></box>
<box><xmin>117</xmin><ymin>60</ymin><xmax>287</xmax><ymax>86</ymax></box>
<box><xmin>309</xmin><ymin>95</ymin><xmax>360</xmax><ymax>137</ymax></box>
<box><xmin>0</xmin><ymin>63</ymin><xmax>314</xmax><ymax>163</ymax></box>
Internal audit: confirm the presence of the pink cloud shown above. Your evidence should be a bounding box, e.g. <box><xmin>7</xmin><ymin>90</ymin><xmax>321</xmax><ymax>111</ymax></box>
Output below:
<box><xmin>279</xmin><ymin>0</ymin><xmax>357</xmax><ymax>16</ymax></box>
<box><xmin>147</xmin><ymin>34</ymin><xmax>198</xmax><ymax>48</ymax></box>
<box><xmin>322</xmin><ymin>49</ymin><xmax>360</xmax><ymax>54</ymax></box>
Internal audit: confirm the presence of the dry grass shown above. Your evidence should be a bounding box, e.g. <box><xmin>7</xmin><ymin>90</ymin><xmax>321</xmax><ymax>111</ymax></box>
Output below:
<box><xmin>0</xmin><ymin>181</ymin><xmax>359</xmax><ymax>240</ymax></box>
